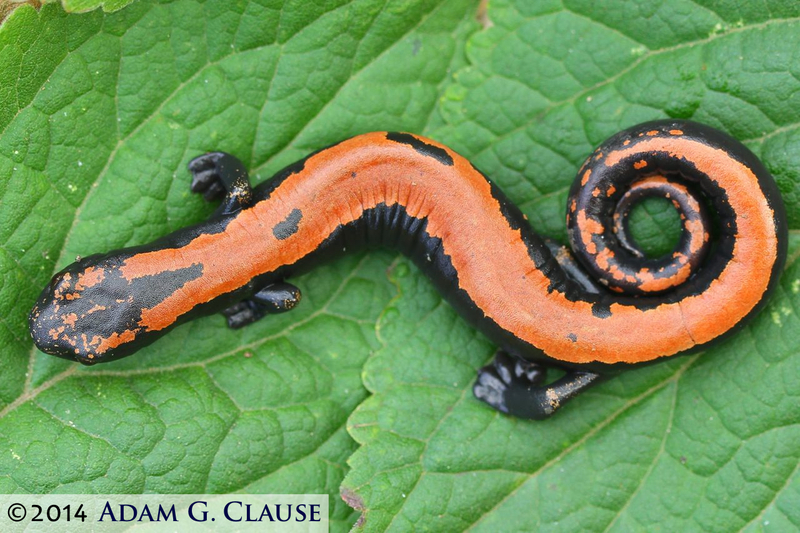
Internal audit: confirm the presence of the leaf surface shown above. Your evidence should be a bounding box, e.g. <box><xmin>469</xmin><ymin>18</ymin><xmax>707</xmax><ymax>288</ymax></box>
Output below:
<box><xmin>342</xmin><ymin>0</ymin><xmax>800</xmax><ymax>530</ymax></box>
<box><xmin>59</xmin><ymin>0</ymin><xmax>138</xmax><ymax>14</ymax></box>
<box><xmin>3</xmin><ymin>0</ymin><xmax>800</xmax><ymax>530</ymax></box>
<box><xmin>0</xmin><ymin>1</ymin><xmax>477</xmax><ymax>529</ymax></box>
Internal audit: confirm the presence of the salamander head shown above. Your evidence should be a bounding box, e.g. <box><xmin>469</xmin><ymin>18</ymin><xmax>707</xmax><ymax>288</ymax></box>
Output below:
<box><xmin>28</xmin><ymin>254</ymin><xmax>144</xmax><ymax>365</ymax></box>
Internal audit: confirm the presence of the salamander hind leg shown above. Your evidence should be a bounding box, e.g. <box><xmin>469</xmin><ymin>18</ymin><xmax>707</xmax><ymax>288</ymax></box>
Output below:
<box><xmin>222</xmin><ymin>282</ymin><xmax>302</xmax><ymax>329</ymax></box>
<box><xmin>189</xmin><ymin>151</ymin><xmax>254</xmax><ymax>215</ymax></box>
<box><xmin>473</xmin><ymin>350</ymin><xmax>604</xmax><ymax>420</ymax></box>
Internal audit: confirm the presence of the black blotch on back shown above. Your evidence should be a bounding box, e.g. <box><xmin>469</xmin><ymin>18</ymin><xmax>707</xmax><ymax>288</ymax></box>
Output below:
<box><xmin>273</xmin><ymin>209</ymin><xmax>303</xmax><ymax>240</ymax></box>
<box><xmin>386</xmin><ymin>132</ymin><xmax>454</xmax><ymax>166</ymax></box>
<box><xmin>591</xmin><ymin>302</ymin><xmax>612</xmax><ymax>319</ymax></box>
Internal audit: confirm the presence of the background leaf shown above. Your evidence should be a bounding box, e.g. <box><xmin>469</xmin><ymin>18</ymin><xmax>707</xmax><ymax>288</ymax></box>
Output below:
<box><xmin>2</xmin><ymin>0</ymin><xmax>799</xmax><ymax>531</ymax></box>
<box><xmin>58</xmin><ymin>0</ymin><xmax>138</xmax><ymax>14</ymax></box>
<box><xmin>1</xmin><ymin>0</ymin><xmax>135</xmax><ymax>24</ymax></box>
<box><xmin>0</xmin><ymin>0</ymin><xmax>477</xmax><ymax>529</ymax></box>
<box><xmin>342</xmin><ymin>0</ymin><xmax>800</xmax><ymax>530</ymax></box>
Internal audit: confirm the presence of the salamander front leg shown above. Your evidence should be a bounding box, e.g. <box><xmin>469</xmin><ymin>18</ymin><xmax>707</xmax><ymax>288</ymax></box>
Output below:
<box><xmin>222</xmin><ymin>282</ymin><xmax>302</xmax><ymax>329</ymax></box>
<box><xmin>189</xmin><ymin>151</ymin><xmax>254</xmax><ymax>215</ymax></box>
<box><xmin>473</xmin><ymin>350</ymin><xmax>605</xmax><ymax>419</ymax></box>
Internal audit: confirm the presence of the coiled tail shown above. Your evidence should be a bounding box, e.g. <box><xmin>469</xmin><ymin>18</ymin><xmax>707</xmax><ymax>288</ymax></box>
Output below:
<box><xmin>563</xmin><ymin>120</ymin><xmax>787</xmax><ymax>360</ymax></box>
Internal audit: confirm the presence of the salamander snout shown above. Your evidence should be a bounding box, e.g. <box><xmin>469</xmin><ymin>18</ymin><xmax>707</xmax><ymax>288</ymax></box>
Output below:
<box><xmin>30</xmin><ymin>270</ymin><xmax>86</xmax><ymax>363</ymax></box>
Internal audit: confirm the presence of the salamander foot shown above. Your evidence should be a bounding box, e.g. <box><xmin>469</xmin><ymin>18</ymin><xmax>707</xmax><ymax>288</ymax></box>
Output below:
<box><xmin>222</xmin><ymin>282</ymin><xmax>302</xmax><ymax>329</ymax></box>
<box><xmin>473</xmin><ymin>350</ymin><xmax>604</xmax><ymax>420</ymax></box>
<box><xmin>189</xmin><ymin>151</ymin><xmax>254</xmax><ymax>215</ymax></box>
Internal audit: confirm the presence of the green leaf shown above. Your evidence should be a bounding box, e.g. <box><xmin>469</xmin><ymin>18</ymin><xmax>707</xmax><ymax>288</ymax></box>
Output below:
<box><xmin>58</xmin><ymin>0</ymin><xmax>138</xmax><ymax>14</ymax></box>
<box><xmin>0</xmin><ymin>0</ymin><xmax>477</xmax><ymax>528</ymax></box>
<box><xmin>1</xmin><ymin>0</ymin><xmax>134</xmax><ymax>24</ymax></box>
<box><xmin>4</xmin><ymin>0</ymin><xmax>800</xmax><ymax>531</ymax></box>
<box><xmin>342</xmin><ymin>0</ymin><xmax>800</xmax><ymax>530</ymax></box>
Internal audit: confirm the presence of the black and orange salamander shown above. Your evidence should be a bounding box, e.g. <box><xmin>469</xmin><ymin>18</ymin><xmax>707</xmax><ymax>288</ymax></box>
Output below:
<box><xmin>29</xmin><ymin>120</ymin><xmax>787</xmax><ymax>419</ymax></box>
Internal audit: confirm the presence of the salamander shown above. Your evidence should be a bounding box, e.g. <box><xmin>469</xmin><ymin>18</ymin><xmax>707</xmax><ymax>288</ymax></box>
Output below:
<box><xmin>28</xmin><ymin>120</ymin><xmax>787</xmax><ymax>419</ymax></box>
